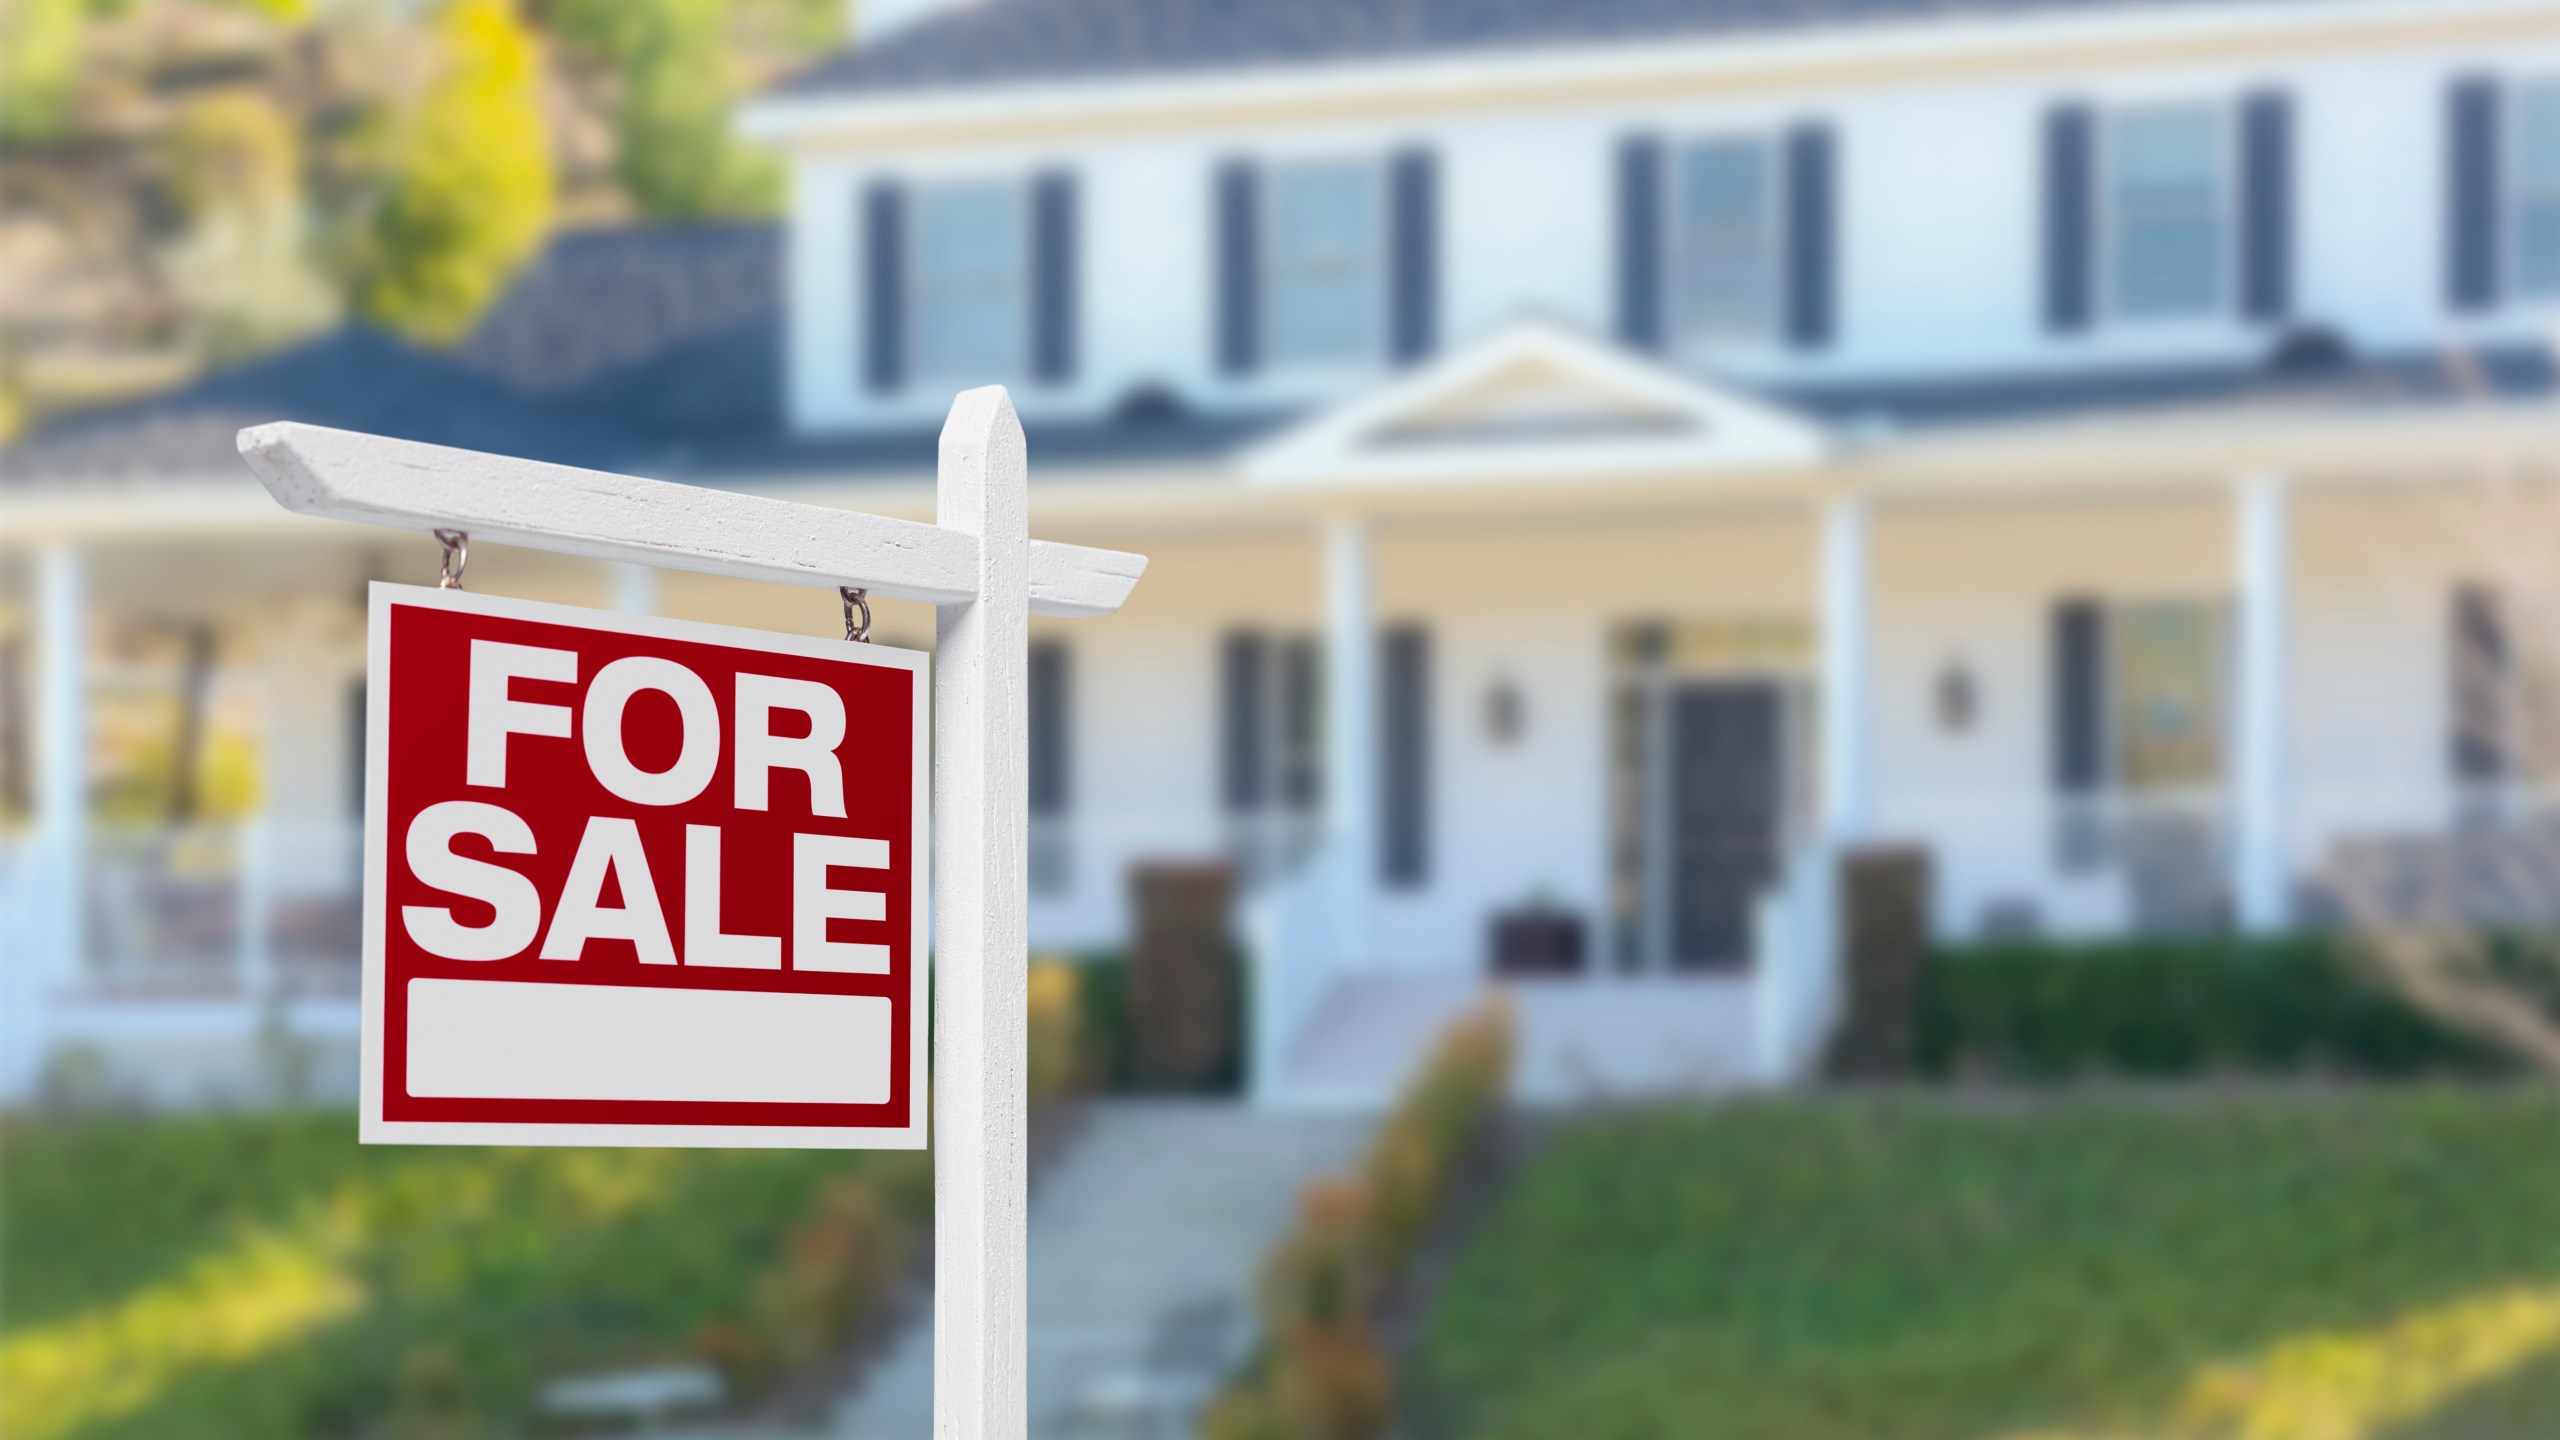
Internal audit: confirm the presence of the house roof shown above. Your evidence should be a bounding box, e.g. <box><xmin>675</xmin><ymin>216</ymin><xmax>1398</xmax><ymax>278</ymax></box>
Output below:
<box><xmin>0</xmin><ymin>327</ymin><xmax>648</xmax><ymax>487</ymax></box>
<box><xmin>767</xmin><ymin>0</ymin><xmax>2304</xmax><ymax>101</ymax></box>
<box><xmin>6</xmin><ymin>220</ymin><xmax>2552</xmax><ymax>496</ymax></box>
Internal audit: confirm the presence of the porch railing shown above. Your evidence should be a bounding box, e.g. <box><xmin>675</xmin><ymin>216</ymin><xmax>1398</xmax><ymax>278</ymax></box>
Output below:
<box><xmin>78</xmin><ymin>818</ymin><xmax>361</xmax><ymax>1001</ymax></box>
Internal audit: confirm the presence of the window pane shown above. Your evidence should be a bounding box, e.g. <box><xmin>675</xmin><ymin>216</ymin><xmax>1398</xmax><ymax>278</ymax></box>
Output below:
<box><xmin>1266</xmin><ymin>162</ymin><xmax>1381</xmax><ymax>365</ymax></box>
<box><xmin>913</xmin><ymin>182</ymin><xmax>1024</xmax><ymax>379</ymax></box>
<box><xmin>2515</xmin><ymin>83</ymin><xmax>2560</xmax><ymax>296</ymax></box>
<box><xmin>1673</xmin><ymin>138</ymin><xmax>1775</xmax><ymax>342</ymax></box>
<box><xmin>2108</xmin><ymin>106</ymin><xmax>2225</xmax><ymax>319</ymax></box>
<box><xmin>2110</xmin><ymin>601</ymin><xmax>2224</xmax><ymax>793</ymax></box>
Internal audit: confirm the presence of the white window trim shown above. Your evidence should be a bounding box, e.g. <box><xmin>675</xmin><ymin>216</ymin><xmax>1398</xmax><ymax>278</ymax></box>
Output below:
<box><xmin>1664</xmin><ymin>131</ymin><xmax>1787</xmax><ymax>353</ymax></box>
<box><xmin>2507</xmin><ymin>76</ymin><xmax>2560</xmax><ymax>303</ymax></box>
<box><xmin>2095</xmin><ymin>99</ymin><xmax>2240</xmax><ymax>328</ymax></box>
<box><xmin>907</xmin><ymin>178</ymin><xmax>1032</xmax><ymax>385</ymax></box>
<box><xmin>1257</xmin><ymin>156</ymin><xmax>1390</xmax><ymax>376</ymax></box>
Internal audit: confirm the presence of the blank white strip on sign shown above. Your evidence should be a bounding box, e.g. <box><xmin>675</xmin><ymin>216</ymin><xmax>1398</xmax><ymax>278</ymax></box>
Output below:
<box><xmin>406</xmin><ymin>978</ymin><xmax>891</xmax><ymax>1105</ymax></box>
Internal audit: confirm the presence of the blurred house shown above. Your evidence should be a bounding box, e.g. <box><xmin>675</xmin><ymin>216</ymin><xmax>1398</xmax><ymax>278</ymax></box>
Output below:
<box><xmin>7</xmin><ymin>0</ymin><xmax>2560</xmax><ymax>1108</ymax></box>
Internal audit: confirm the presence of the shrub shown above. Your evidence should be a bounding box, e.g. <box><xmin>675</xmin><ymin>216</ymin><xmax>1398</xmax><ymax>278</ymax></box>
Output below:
<box><xmin>1027</xmin><ymin>959</ymin><xmax>1086</xmax><ymax>1105</ymax></box>
<box><xmin>1917</xmin><ymin>933</ymin><xmax>2501</xmax><ymax>1081</ymax></box>
<box><xmin>1212</xmin><ymin>999</ymin><xmax>1515</xmax><ymax>1440</ymax></box>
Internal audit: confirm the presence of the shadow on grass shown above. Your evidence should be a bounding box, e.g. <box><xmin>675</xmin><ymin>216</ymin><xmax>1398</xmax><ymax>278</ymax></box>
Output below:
<box><xmin>1411</xmin><ymin>1087</ymin><xmax>2560</xmax><ymax>1440</ymax></box>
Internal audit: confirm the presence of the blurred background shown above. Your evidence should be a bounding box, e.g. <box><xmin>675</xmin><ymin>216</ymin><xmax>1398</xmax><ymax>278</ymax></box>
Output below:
<box><xmin>16</xmin><ymin>0</ymin><xmax>2560</xmax><ymax>1436</ymax></box>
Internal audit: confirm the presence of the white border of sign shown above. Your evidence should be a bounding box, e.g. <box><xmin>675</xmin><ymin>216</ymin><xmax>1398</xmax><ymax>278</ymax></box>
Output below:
<box><xmin>357</xmin><ymin>582</ymin><xmax>933</xmax><ymax>1150</ymax></box>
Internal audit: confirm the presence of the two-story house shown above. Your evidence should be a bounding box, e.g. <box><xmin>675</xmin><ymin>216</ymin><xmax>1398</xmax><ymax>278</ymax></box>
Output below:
<box><xmin>8</xmin><ymin>0</ymin><xmax>2560</xmax><ymax>1107</ymax></box>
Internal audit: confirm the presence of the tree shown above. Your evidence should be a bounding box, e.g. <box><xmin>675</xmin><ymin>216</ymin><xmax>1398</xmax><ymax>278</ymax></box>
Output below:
<box><xmin>0</xmin><ymin>0</ymin><xmax>84</xmax><ymax>142</ymax></box>
<box><xmin>355</xmin><ymin>0</ymin><xmax>555</xmax><ymax>344</ymax></box>
<box><xmin>538</xmin><ymin>0</ymin><xmax>778</xmax><ymax>220</ymax></box>
<box><xmin>162</xmin><ymin>89</ymin><xmax>339</xmax><ymax>358</ymax></box>
<box><xmin>2325</xmin><ymin>348</ymin><xmax>2560</xmax><ymax>1078</ymax></box>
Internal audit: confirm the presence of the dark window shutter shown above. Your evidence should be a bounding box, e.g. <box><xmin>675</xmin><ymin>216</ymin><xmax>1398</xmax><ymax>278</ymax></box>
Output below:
<box><xmin>1215</xmin><ymin>160</ymin><xmax>1260</xmax><ymax>375</ymax></box>
<box><xmin>1616</xmin><ymin>134</ymin><xmax>1665</xmax><ymax>350</ymax></box>
<box><xmin>2452</xmin><ymin>584</ymin><xmax>2512</xmax><ymax>782</ymax></box>
<box><xmin>2043</xmin><ymin>105</ymin><xmax>2095</xmax><ymax>333</ymax></box>
<box><xmin>862</xmin><ymin>180</ymin><xmax>905</xmax><ymax>392</ymax></box>
<box><xmin>2241</xmin><ymin>91</ymin><xmax>2294</xmax><ymax>323</ymax></box>
<box><xmin>1785</xmin><ymin>122</ymin><xmax>1837</xmax><ymax>350</ymax></box>
<box><xmin>1029</xmin><ymin>640</ymin><xmax>1070</xmax><ymax>815</ymax></box>
<box><xmin>1280</xmin><ymin>638</ymin><xmax>1322</xmax><ymax>809</ymax></box>
<box><xmin>1390</xmin><ymin>148</ymin><xmax>1439</xmax><ymax>365</ymax></box>
<box><xmin>1381</xmin><ymin>626</ymin><xmax>1431</xmax><ymax>888</ymax></box>
<box><xmin>2449</xmin><ymin>76</ymin><xmax>2503</xmax><ymax>312</ymax></box>
<box><xmin>1220</xmin><ymin>631</ymin><xmax>1267</xmax><ymax>812</ymax></box>
<box><xmin>1031</xmin><ymin>171</ymin><xmax>1078</xmax><ymax>385</ymax></box>
<box><xmin>2052</xmin><ymin>598</ymin><xmax>2106</xmax><ymax>793</ymax></box>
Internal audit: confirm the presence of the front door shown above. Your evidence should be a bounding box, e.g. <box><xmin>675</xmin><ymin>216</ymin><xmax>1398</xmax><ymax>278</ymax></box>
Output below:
<box><xmin>1662</xmin><ymin>681</ymin><xmax>1785</xmax><ymax>971</ymax></box>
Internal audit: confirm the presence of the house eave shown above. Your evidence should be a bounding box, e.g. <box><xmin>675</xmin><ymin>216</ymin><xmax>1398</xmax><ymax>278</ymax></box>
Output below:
<box><xmin>737</xmin><ymin>0</ymin><xmax>2554</xmax><ymax>152</ymax></box>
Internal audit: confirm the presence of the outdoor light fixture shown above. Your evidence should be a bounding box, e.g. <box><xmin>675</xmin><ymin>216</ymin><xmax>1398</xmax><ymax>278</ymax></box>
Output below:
<box><xmin>1936</xmin><ymin>659</ymin><xmax>1977</xmax><ymax>735</ymax></box>
<box><xmin>1486</xmin><ymin>674</ymin><xmax>1526</xmax><ymax>745</ymax></box>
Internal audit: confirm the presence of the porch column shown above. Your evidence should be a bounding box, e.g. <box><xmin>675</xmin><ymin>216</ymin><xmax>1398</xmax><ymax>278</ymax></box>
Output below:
<box><xmin>2233</xmin><ymin>472</ymin><xmax>2292</xmax><ymax>934</ymax></box>
<box><xmin>1323</xmin><ymin>516</ymin><xmax>1376</xmax><ymax>964</ymax></box>
<box><xmin>611</xmin><ymin>561</ymin><xmax>657</xmax><ymax>615</ymax></box>
<box><xmin>1818</xmin><ymin>492</ymin><xmax>1872</xmax><ymax>846</ymax></box>
<box><xmin>10</xmin><ymin>543</ymin><xmax>87</xmax><ymax>1095</ymax></box>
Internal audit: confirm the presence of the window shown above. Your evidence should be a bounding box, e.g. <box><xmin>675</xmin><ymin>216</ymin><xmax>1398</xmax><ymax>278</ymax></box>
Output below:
<box><xmin>2108</xmin><ymin>600</ymin><xmax>2226</xmax><ymax>796</ymax></box>
<box><xmin>1264</xmin><ymin>161</ymin><xmax>1383</xmax><ymax>366</ymax></box>
<box><xmin>2514</xmin><ymin>81</ymin><xmax>2560</xmax><ymax>298</ymax></box>
<box><xmin>911</xmin><ymin>181</ymin><xmax>1025</xmax><ymax>380</ymax></box>
<box><xmin>1671</xmin><ymin>136</ymin><xmax>1781</xmax><ymax>343</ymax></box>
<box><xmin>1220</xmin><ymin>630</ymin><xmax>1322</xmax><ymax>880</ymax></box>
<box><xmin>2103</xmin><ymin>103</ymin><xmax>2230</xmax><ymax>320</ymax></box>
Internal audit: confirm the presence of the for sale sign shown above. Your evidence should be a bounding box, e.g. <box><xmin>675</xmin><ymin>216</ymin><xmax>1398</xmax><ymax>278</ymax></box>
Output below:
<box><xmin>358</xmin><ymin>584</ymin><xmax>928</xmax><ymax>1148</ymax></box>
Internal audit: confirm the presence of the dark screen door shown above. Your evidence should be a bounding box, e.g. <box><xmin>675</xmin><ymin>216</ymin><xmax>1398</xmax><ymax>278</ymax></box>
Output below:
<box><xmin>1666</xmin><ymin>681</ymin><xmax>1784</xmax><ymax>971</ymax></box>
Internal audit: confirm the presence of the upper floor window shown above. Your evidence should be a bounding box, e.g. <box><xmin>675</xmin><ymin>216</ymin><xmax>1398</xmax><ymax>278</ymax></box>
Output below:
<box><xmin>2103</xmin><ymin>103</ymin><xmax>2230</xmax><ymax>321</ymax></box>
<box><xmin>2512</xmin><ymin>80</ymin><xmax>2560</xmax><ymax>298</ymax></box>
<box><xmin>1671</xmin><ymin>136</ymin><xmax>1782</xmax><ymax>344</ymax></box>
<box><xmin>911</xmin><ymin>181</ymin><xmax>1026</xmax><ymax>381</ymax></box>
<box><xmin>1264</xmin><ymin>160</ymin><xmax>1384</xmax><ymax>366</ymax></box>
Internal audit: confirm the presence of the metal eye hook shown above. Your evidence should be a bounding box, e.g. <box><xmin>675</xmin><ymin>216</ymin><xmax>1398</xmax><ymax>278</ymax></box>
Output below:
<box><xmin>434</xmin><ymin>529</ymin><xmax>469</xmax><ymax>590</ymax></box>
<box><xmin>841</xmin><ymin>586</ymin><xmax>872</xmax><ymax>643</ymax></box>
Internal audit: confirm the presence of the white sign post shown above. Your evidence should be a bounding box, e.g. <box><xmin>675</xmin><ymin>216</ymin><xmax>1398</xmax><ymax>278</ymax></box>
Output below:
<box><xmin>239</xmin><ymin>386</ymin><xmax>1141</xmax><ymax>1440</ymax></box>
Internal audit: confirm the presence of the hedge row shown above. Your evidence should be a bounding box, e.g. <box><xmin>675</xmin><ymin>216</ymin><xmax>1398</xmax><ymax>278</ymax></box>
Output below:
<box><xmin>1916</xmin><ymin>934</ymin><xmax>2505</xmax><ymax>1081</ymax></box>
<box><xmin>1206</xmin><ymin>1000</ymin><xmax>1515</xmax><ymax>1440</ymax></box>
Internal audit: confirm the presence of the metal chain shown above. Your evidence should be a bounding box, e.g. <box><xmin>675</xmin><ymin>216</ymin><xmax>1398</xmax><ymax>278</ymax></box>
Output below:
<box><xmin>841</xmin><ymin>586</ymin><xmax>872</xmax><ymax>643</ymax></box>
<box><xmin>434</xmin><ymin>529</ymin><xmax>469</xmax><ymax>590</ymax></box>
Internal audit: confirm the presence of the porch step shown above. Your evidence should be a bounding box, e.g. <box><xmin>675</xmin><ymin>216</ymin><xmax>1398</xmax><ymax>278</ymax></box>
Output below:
<box><xmin>1276</xmin><ymin>971</ymin><xmax>1763</xmax><ymax>1109</ymax></box>
<box><xmin>811</xmin><ymin>1099</ymin><xmax>1369</xmax><ymax>1440</ymax></box>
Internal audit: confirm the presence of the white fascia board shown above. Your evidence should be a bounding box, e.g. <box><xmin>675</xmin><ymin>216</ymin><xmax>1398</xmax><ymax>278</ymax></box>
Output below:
<box><xmin>738</xmin><ymin>0</ymin><xmax>2544</xmax><ymax>147</ymax></box>
<box><xmin>1242</xmin><ymin>317</ymin><xmax>1831</xmax><ymax>486</ymax></box>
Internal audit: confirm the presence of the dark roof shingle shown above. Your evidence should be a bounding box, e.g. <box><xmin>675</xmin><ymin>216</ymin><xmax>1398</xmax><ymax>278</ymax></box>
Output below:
<box><xmin>769</xmin><ymin>0</ymin><xmax>2298</xmax><ymax>101</ymax></box>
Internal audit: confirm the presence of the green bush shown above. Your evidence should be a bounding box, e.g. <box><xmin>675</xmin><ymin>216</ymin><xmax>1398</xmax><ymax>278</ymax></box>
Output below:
<box><xmin>1051</xmin><ymin>947</ymin><xmax>1251</xmax><ymax>1095</ymax></box>
<box><xmin>1917</xmin><ymin>933</ymin><xmax>2503</xmax><ymax>1081</ymax></box>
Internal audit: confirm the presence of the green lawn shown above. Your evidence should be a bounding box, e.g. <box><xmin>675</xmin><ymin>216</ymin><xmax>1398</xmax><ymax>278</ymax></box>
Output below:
<box><xmin>1415</xmin><ymin>1088</ymin><xmax>2560</xmax><ymax>1440</ymax></box>
<box><xmin>0</xmin><ymin>1110</ymin><xmax>929</xmax><ymax>1440</ymax></box>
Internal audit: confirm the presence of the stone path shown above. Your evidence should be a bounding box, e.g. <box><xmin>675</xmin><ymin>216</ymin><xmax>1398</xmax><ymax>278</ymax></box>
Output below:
<box><xmin>690</xmin><ymin>1099</ymin><xmax>1368</xmax><ymax>1439</ymax></box>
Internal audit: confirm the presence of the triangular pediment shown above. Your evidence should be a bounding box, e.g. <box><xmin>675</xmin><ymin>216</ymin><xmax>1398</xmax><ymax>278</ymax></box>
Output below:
<box><xmin>1242</xmin><ymin>316</ymin><xmax>1830</xmax><ymax>488</ymax></box>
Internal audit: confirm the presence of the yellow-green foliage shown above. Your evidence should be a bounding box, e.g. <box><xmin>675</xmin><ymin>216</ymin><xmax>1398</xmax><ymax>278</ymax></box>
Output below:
<box><xmin>0</xmin><ymin>0</ymin><xmax>83</xmax><ymax>142</ymax></box>
<box><xmin>357</xmin><ymin>0</ymin><xmax>555</xmax><ymax>344</ymax></box>
<box><xmin>1028</xmin><ymin>959</ymin><xmax>1088</xmax><ymax>1105</ymax></box>
<box><xmin>1212</xmin><ymin>999</ymin><xmax>1514</xmax><ymax>1440</ymax></box>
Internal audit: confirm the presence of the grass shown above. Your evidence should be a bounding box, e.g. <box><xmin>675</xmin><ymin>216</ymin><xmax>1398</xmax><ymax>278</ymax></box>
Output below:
<box><xmin>1414</xmin><ymin>1088</ymin><xmax>2560</xmax><ymax>1440</ymax></box>
<box><xmin>0</xmin><ymin>1109</ymin><xmax>929</xmax><ymax>1440</ymax></box>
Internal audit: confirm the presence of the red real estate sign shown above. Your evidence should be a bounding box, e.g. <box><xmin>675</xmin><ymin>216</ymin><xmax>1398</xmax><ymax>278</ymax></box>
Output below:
<box><xmin>359</xmin><ymin>584</ymin><xmax>929</xmax><ymax>1148</ymax></box>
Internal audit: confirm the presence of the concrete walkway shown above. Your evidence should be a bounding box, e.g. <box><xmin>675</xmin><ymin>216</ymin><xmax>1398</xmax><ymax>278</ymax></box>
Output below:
<box><xmin>738</xmin><ymin>1100</ymin><xmax>1367</xmax><ymax>1439</ymax></box>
